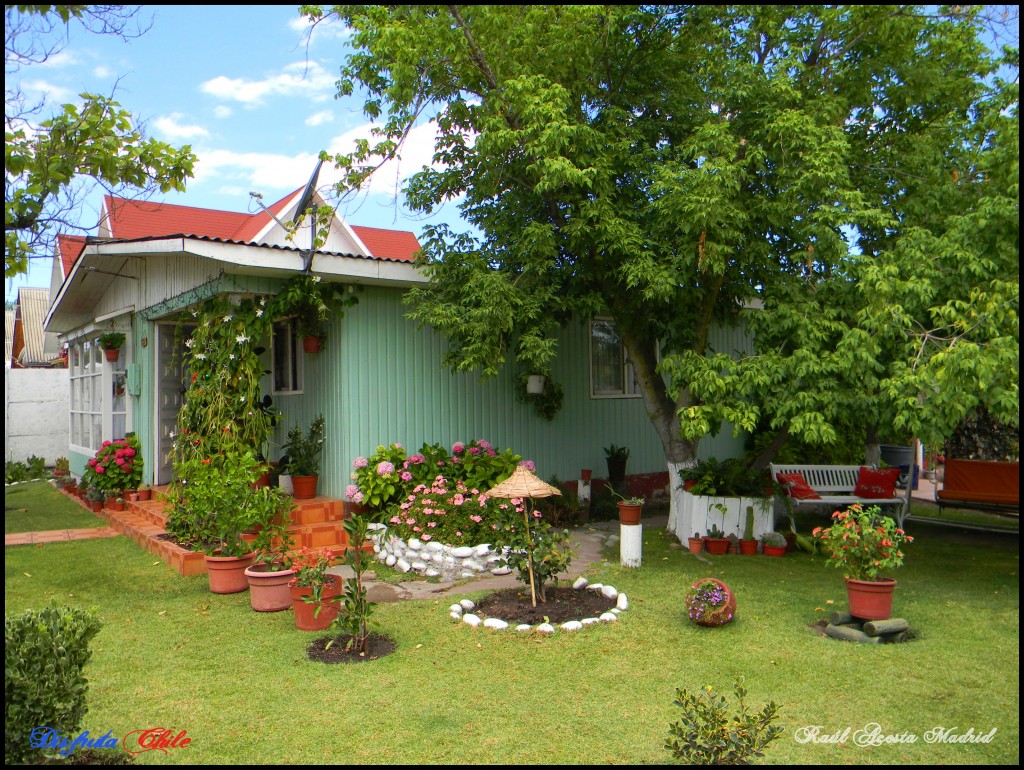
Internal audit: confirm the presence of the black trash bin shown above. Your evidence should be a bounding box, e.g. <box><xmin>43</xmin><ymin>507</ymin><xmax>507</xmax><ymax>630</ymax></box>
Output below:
<box><xmin>896</xmin><ymin>464</ymin><xmax>920</xmax><ymax>491</ymax></box>
<box><xmin>880</xmin><ymin>445</ymin><xmax>918</xmax><ymax>491</ymax></box>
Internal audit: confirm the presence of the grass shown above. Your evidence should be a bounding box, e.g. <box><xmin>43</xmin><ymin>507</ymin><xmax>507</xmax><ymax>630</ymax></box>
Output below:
<box><xmin>4</xmin><ymin>485</ymin><xmax>1019</xmax><ymax>764</ymax></box>
<box><xmin>4</xmin><ymin>480</ymin><xmax>107</xmax><ymax>533</ymax></box>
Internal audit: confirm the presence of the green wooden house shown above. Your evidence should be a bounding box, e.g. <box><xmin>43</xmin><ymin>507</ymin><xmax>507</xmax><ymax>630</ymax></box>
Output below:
<box><xmin>44</xmin><ymin>190</ymin><xmax>748</xmax><ymax>498</ymax></box>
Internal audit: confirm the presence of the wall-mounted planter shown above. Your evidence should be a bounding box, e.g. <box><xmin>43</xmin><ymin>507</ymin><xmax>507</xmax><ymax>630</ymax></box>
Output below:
<box><xmin>526</xmin><ymin>374</ymin><xmax>546</xmax><ymax>394</ymax></box>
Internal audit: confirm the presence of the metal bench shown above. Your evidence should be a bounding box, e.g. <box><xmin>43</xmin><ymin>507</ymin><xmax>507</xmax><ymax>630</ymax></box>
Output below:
<box><xmin>769</xmin><ymin>463</ymin><xmax>911</xmax><ymax>527</ymax></box>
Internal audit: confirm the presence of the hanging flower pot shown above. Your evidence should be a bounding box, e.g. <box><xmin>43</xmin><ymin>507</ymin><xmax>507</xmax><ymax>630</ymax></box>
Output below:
<box><xmin>845</xmin><ymin>578</ymin><xmax>897</xmax><ymax>620</ymax></box>
<box><xmin>526</xmin><ymin>374</ymin><xmax>546</xmax><ymax>394</ymax></box>
<box><xmin>104</xmin><ymin>348</ymin><xmax>120</xmax><ymax>362</ymax></box>
<box><xmin>303</xmin><ymin>336</ymin><xmax>321</xmax><ymax>354</ymax></box>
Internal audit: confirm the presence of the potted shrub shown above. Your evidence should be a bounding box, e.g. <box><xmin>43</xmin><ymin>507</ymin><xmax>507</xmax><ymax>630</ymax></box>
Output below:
<box><xmin>244</xmin><ymin>494</ymin><xmax>297</xmax><ymax>612</ymax></box>
<box><xmin>813</xmin><ymin>504</ymin><xmax>913</xmax><ymax>620</ymax></box>
<box><xmin>604</xmin><ymin>444</ymin><xmax>629</xmax><ymax>484</ymax></box>
<box><xmin>289</xmin><ymin>546</ymin><xmax>342</xmax><ymax>631</ymax></box>
<box><xmin>282</xmin><ymin>415</ymin><xmax>325</xmax><ymax>499</ymax></box>
<box><xmin>86</xmin><ymin>488</ymin><xmax>105</xmax><ymax>512</ymax></box>
<box><xmin>52</xmin><ymin>457</ymin><xmax>70</xmax><ymax>478</ymax></box>
<box><xmin>740</xmin><ymin>506</ymin><xmax>759</xmax><ymax>555</ymax></box>
<box><xmin>97</xmin><ymin>331</ymin><xmax>126</xmax><ymax>362</ymax></box>
<box><xmin>610</xmin><ymin>488</ymin><xmax>644</xmax><ymax>525</ymax></box>
<box><xmin>136</xmin><ymin>484</ymin><xmax>152</xmax><ymax>502</ymax></box>
<box><xmin>703</xmin><ymin>524</ymin><xmax>730</xmax><ymax>555</ymax></box>
<box><xmin>761</xmin><ymin>531</ymin><xmax>787</xmax><ymax>558</ymax></box>
<box><xmin>83</xmin><ymin>435</ymin><xmax>144</xmax><ymax>504</ymax></box>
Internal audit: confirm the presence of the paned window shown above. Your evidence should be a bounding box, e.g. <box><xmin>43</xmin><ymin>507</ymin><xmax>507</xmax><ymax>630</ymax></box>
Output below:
<box><xmin>68</xmin><ymin>337</ymin><xmax>103</xmax><ymax>451</ymax></box>
<box><xmin>590</xmin><ymin>319</ymin><xmax>640</xmax><ymax>398</ymax></box>
<box><xmin>272</xmin><ymin>319</ymin><xmax>304</xmax><ymax>393</ymax></box>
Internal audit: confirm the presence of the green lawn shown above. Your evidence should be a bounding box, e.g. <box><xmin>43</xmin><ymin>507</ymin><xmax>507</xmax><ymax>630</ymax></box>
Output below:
<box><xmin>4</xmin><ymin>480</ymin><xmax>107</xmax><ymax>533</ymax></box>
<box><xmin>4</xmin><ymin>486</ymin><xmax>1019</xmax><ymax>764</ymax></box>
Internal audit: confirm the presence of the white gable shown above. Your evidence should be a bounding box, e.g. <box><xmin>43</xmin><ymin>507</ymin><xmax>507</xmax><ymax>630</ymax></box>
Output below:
<box><xmin>251</xmin><ymin>191</ymin><xmax>372</xmax><ymax>257</ymax></box>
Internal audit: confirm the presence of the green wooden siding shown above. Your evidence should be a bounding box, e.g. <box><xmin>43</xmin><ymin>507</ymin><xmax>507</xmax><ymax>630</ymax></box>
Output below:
<box><xmin>270</xmin><ymin>285</ymin><xmax>748</xmax><ymax>498</ymax></box>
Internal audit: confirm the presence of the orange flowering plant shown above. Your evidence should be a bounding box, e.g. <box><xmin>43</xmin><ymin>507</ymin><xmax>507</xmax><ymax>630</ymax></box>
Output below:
<box><xmin>812</xmin><ymin>504</ymin><xmax>913</xmax><ymax>581</ymax></box>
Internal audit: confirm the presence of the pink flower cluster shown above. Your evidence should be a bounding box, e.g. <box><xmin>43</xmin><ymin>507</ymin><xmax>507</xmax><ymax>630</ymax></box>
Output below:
<box><xmin>352</xmin><ymin>456</ymin><xmax>369</xmax><ymax>469</ymax></box>
<box><xmin>376</xmin><ymin>460</ymin><xmax>396</xmax><ymax>476</ymax></box>
<box><xmin>389</xmin><ymin>475</ymin><xmax>491</xmax><ymax>543</ymax></box>
<box><xmin>345</xmin><ymin>484</ymin><xmax>365</xmax><ymax>504</ymax></box>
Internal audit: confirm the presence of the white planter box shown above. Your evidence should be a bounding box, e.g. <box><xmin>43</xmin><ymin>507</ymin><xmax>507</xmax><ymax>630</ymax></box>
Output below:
<box><xmin>674</xmin><ymin>493</ymin><xmax>774</xmax><ymax>541</ymax></box>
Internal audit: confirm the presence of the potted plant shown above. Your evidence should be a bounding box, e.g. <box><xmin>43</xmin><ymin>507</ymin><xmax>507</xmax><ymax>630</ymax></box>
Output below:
<box><xmin>740</xmin><ymin>506</ymin><xmax>759</xmax><ymax>555</ymax></box>
<box><xmin>136</xmin><ymin>483</ymin><xmax>152</xmax><ymax>502</ymax></box>
<box><xmin>610</xmin><ymin>488</ymin><xmax>644</xmax><ymax>525</ymax></box>
<box><xmin>52</xmin><ymin>457</ymin><xmax>70</xmax><ymax>478</ymax></box>
<box><xmin>813</xmin><ymin>504</ymin><xmax>913</xmax><ymax>620</ymax></box>
<box><xmin>687</xmin><ymin>532</ymin><xmax>704</xmax><ymax>555</ymax></box>
<box><xmin>703</xmin><ymin>524</ymin><xmax>730</xmax><ymax>555</ymax></box>
<box><xmin>98</xmin><ymin>331</ymin><xmax>126</xmax><ymax>362</ymax></box>
<box><xmin>289</xmin><ymin>546</ymin><xmax>342</xmax><ymax>631</ymax></box>
<box><xmin>282</xmin><ymin>415</ymin><xmax>325</xmax><ymax>499</ymax></box>
<box><xmin>685</xmin><ymin>578</ymin><xmax>736</xmax><ymax>627</ymax></box>
<box><xmin>761</xmin><ymin>531</ymin><xmax>787</xmax><ymax>558</ymax></box>
<box><xmin>604</xmin><ymin>444</ymin><xmax>629</xmax><ymax>484</ymax></box>
<box><xmin>109</xmin><ymin>496</ymin><xmax>126</xmax><ymax>512</ymax></box>
<box><xmin>86</xmin><ymin>488</ymin><xmax>105</xmax><ymax>513</ymax></box>
<box><xmin>244</xmin><ymin>493</ymin><xmax>297</xmax><ymax>612</ymax></box>
<box><xmin>276</xmin><ymin>274</ymin><xmax>357</xmax><ymax>354</ymax></box>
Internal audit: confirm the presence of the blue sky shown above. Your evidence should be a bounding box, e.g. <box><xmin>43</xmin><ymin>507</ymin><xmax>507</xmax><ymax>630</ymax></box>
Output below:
<box><xmin>6</xmin><ymin>6</ymin><xmax>459</xmax><ymax>300</ymax></box>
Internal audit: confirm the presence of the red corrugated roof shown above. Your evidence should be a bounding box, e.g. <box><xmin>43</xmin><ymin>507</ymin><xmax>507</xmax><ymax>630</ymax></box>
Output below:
<box><xmin>57</xmin><ymin>234</ymin><xmax>86</xmax><ymax>277</ymax></box>
<box><xmin>97</xmin><ymin>194</ymin><xmax>420</xmax><ymax>262</ymax></box>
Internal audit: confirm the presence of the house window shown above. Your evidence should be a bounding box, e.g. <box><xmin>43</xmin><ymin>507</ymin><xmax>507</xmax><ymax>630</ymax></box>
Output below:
<box><xmin>590</xmin><ymin>319</ymin><xmax>640</xmax><ymax>398</ymax></box>
<box><xmin>272</xmin><ymin>319</ymin><xmax>303</xmax><ymax>394</ymax></box>
<box><xmin>69</xmin><ymin>338</ymin><xmax>104</xmax><ymax>452</ymax></box>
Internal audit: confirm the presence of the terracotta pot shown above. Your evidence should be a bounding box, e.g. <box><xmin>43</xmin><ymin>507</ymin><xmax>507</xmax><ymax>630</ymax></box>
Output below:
<box><xmin>846</xmin><ymin>578</ymin><xmax>897</xmax><ymax>621</ymax></box>
<box><xmin>104</xmin><ymin>347</ymin><xmax>120</xmax><ymax>362</ymax></box>
<box><xmin>291</xmin><ymin>475</ymin><xmax>319</xmax><ymax>499</ymax></box>
<box><xmin>127</xmin><ymin>492</ymin><xmax>139</xmax><ymax>502</ymax></box>
<box><xmin>617</xmin><ymin>501</ymin><xmax>642</xmax><ymax>525</ymax></box>
<box><xmin>90</xmin><ymin>501</ymin><xmax>103</xmax><ymax>512</ymax></box>
<box><xmin>683</xmin><ymin>479</ymin><xmax>697</xmax><ymax>492</ymax></box>
<box><xmin>687</xmin><ymin>537</ymin><xmax>704</xmax><ymax>555</ymax></box>
<box><xmin>703</xmin><ymin>537</ymin><xmax>730</xmax><ymax>556</ymax></box>
<box><xmin>739</xmin><ymin>539</ymin><xmax>759</xmax><ymax>556</ymax></box>
<box><xmin>290</xmin><ymin>576</ymin><xmax>342</xmax><ymax>631</ymax></box>
<box><xmin>137</xmin><ymin>489</ymin><xmax>152</xmax><ymax>502</ymax></box>
<box><xmin>303</xmin><ymin>336</ymin><xmax>321</xmax><ymax>354</ymax></box>
<box><xmin>763</xmin><ymin>545</ymin><xmax>786</xmax><ymax>558</ymax></box>
<box><xmin>245</xmin><ymin>563</ymin><xmax>296</xmax><ymax>612</ymax></box>
<box><xmin>581</xmin><ymin>469</ymin><xmax>592</xmax><ymax>481</ymax></box>
<box><xmin>205</xmin><ymin>553</ymin><xmax>256</xmax><ymax>594</ymax></box>
<box><xmin>687</xmin><ymin>577</ymin><xmax>736</xmax><ymax>627</ymax></box>
<box><xmin>108</xmin><ymin>500</ymin><xmax>125</xmax><ymax>512</ymax></box>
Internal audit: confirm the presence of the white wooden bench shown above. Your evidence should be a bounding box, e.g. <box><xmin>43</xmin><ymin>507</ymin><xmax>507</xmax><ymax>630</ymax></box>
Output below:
<box><xmin>769</xmin><ymin>463</ymin><xmax>911</xmax><ymax>527</ymax></box>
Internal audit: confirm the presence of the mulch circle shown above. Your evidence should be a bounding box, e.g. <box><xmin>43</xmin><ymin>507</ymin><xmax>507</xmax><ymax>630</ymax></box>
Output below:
<box><xmin>307</xmin><ymin>632</ymin><xmax>397</xmax><ymax>663</ymax></box>
<box><xmin>474</xmin><ymin>586</ymin><xmax>616</xmax><ymax>625</ymax></box>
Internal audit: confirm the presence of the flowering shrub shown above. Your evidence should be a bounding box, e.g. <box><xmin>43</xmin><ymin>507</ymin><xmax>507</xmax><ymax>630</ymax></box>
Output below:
<box><xmin>388</xmin><ymin>477</ymin><xmax>497</xmax><ymax>544</ymax></box>
<box><xmin>812</xmin><ymin>504</ymin><xmax>913</xmax><ymax>581</ymax></box>
<box><xmin>349</xmin><ymin>438</ymin><xmax>525</xmax><ymax>520</ymax></box>
<box><xmin>489</xmin><ymin>502</ymin><xmax>574</xmax><ymax>603</ymax></box>
<box><xmin>83</xmin><ymin>434</ymin><xmax>144</xmax><ymax>496</ymax></box>
<box><xmin>289</xmin><ymin>546</ymin><xmax>339</xmax><ymax>612</ymax></box>
<box><xmin>685</xmin><ymin>579</ymin><xmax>735</xmax><ymax>626</ymax></box>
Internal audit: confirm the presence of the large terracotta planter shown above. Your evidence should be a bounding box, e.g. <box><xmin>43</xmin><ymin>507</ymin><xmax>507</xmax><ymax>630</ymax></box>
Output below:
<box><xmin>739</xmin><ymin>539</ymin><xmax>759</xmax><ymax>556</ymax></box>
<box><xmin>846</xmin><ymin>578</ymin><xmax>897</xmax><ymax>621</ymax></box>
<box><xmin>290</xmin><ymin>576</ymin><xmax>342</xmax><ymax>631</ymax></box>
<box><xmin>762</xmin><ymin>545</ymin><xmax>786</xmax><ymax>558</ymax></box>
<box><xmin>291</xmin><ymin>475</ymin><xmax>319</xmax><ymax>499</ymax></box>
<box><xmin>703</xmin><ymin>537</ymin><xmax>730</xmax><ymax>556</ymax></box>
<box><xmin>205</xmin><ymin>553</ymin><xmax>255</xmax><ymax>594</ymax></box>
<box><xmin>687</xmin><ymin>577</ymin><xmax>736</xmax><ymax>627</ymax></box>
<box><xmin>617</xmin><ymin>502</ymin><xmax>642</xmax><ymax>525</ymax></box>
<box><xmin>245</xmin><ymin>564</ymin><xmax>296</xmax><ymax>612</ymax></box>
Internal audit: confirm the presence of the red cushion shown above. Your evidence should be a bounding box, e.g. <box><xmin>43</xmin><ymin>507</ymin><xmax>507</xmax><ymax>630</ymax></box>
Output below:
<box><xmin>776</xmin><ymin>473</ymin><xmax>821</xmax><ymax>500</ymax></box>
<box><xmin>854</xmin><ymin>467</ymin><xmax>901</xmax><ymax>499</ymax></box>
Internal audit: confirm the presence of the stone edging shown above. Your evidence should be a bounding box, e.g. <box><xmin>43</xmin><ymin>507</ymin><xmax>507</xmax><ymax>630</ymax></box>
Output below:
<box><xmin>369</xmin><ymin>523</ymin><xmax>510</xmax><ymax>581</ymax></box>
<box><xmin>448</xmin><ymin>577</ymin><xmax>629</xmax><ymax>633</ymax></box>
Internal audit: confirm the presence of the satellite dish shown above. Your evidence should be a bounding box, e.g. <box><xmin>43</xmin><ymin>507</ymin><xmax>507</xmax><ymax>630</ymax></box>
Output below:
<box><xmin>295</xmin><ymin>159</ymin><xmax>324</xmax><ymax>273</ymax></box>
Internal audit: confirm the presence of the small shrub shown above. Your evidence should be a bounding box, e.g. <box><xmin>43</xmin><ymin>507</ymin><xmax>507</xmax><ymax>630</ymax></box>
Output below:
<box><xmin>5</xmin><ymin>601</ymin><xmax>102</xmax><ymax>764</ymax></box>
<box><xmin>6</xmin><ymin>460</ymin><xmax>31</xmax><ymax>484</ymax></box>
<box><xmin>489</xmin><ymin>502</ymin><xmax>574</xmax><ymax>603</ymax></box>
<box><xmin>27</xmin><ymin>454</ymin><xmax>48</xmax><ymax>478</ymax></box>
<box><xmin>666</xmin><ymin>678</ymin><xmax>782</xmax><ymax>765</ymax></box>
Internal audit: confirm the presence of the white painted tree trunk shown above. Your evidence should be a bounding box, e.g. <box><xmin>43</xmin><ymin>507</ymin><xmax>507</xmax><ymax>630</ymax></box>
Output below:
<box><xmin>665</xmin><ymin>460</ymin><xmax>693</xmax><ymax>536</ymax></box>
<box><xmin>620</xmin><ymin>523</ymin><xmax>642</xmax><ymax>568</ymax></box>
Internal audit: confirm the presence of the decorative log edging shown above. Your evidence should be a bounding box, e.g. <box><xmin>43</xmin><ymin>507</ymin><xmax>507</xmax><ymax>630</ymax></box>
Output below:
<box><xmin>448</xmin><ymin>577</ymin><xmax>628</xmax><ymax>633</ymax></box>
<box><xmin>823</xmin><ymin>611</ymin><xmax>912</xmax><ymax>644</ymax></box>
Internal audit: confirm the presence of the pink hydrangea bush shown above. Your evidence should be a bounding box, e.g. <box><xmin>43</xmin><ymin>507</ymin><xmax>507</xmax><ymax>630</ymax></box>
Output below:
<box><xmin>83</xmin><ymin>434</ymin><xmax>144</xmax><ymax>496</ymax></box>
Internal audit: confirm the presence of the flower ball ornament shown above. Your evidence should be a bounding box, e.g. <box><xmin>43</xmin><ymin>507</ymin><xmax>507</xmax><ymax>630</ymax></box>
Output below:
<box><xmin>686</xmin><ymin>578</ymin><xmax>736</xmax><ymax>627</ymax></box>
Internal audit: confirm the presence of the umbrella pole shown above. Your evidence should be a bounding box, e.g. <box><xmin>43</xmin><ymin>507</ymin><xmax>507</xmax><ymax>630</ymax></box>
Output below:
<box><xmin>524</xmin><ymin>503</ymin><xmax>537</xmax><ymax>607</ymax></box>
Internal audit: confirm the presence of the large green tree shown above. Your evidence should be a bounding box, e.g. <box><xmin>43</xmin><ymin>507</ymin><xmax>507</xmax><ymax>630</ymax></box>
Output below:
<box><xmin>308</xmin><ymin>5</ymin><xmax>1018</xmax><ymax>523</ymax></box>
<box><xmin>5</xmin><ymin>5</ymin><xmax>196</xmax><ymax>277</ymax></box>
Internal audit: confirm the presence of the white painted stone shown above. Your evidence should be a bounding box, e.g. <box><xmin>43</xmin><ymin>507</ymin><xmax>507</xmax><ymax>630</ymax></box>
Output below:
<box><xmin>611</xmin><ymin>608</ymin><xmax>623</xmax><ymax>614</ymax></box>
<box><xmin>450</xmin><ymin>611</ymin><xmax>463</xmax><ymax>620</ymax></box>
<box><xmin>450</xmin><ymin>604</ymin><xmax>464</xmax><ymax>615</ymax></box>
<box><xmin>572</xmin><ymin>577</ymin><xmax>589</xmax><ymax>590</ymax></box>
<box><xmin>459</xmin><ymin>599</ymin><xmax>476</xmax><ymax>611</ymax></box>
<box><xmin>536</xmin><ymin>623</ymin><xmax>556</xmax><ymax>634</ymax></box>
<box><xmin>424</xmin><ymin>568</ymin><xmax>441</xmax><ymax>578</ymax></box>
<box><xmin>599</xmin><ymin>612</ymin><xmax>618</xmax><ymax>622</ymax></box>
<box><xmin>483</xmin><ymin>618</ymin><xmax>509</xmax><ymax>630</ymax></box>
<box><xmin>407</xmin><ymin>538</ymin><xmax>423</xmax><ymax>551</ymax></box>
<box><xmin>561</xmin><ymin>621</ymin><xmax>583</xmax><ymax>632</ymax></box>
<box><xmin>489</xmin><ymin>567</ymin><xmax>512</xmax><ymax>576</ymax></box>
<box><xmin>516</xmin><ymin>624</ymin><xmax>533</xmax><ymax>632</ymax></box>
<box><xmin>606</xmin><ymin>535</ymin><xmax>620</xmax><ymax>545</ymax></box>
<box><xmin>462</xmin><ymin>559</ymin><xmax>485</xmax><ymax>572</ymax></box>
<box><xmin>587</xmin><ymin>583</ymin><xmax>604</xmax><ymax>591</ymax></box>
<box><xmin>395</xmin><ymin>558</ymin><xmax>411</xmax><ymax>573</ymax></box>
<box><xmin>462</xmin><ymin>613</ymin><xmax>481</xmax><ymax>627</ymax></box>
<box><xmin>475</xmin><ymin>544</ymin><xmax>491</xmax><ymax>557</ymax></box>
<box><xmin>601</xmin><ymin>585</ymin><xmax>619</xmax><ymax>600</ymax></box>
<box><xmin>376</xmin><ymin>551</ymin><xmax>387</xmax><ymax>562</ymax></box>
<box><xmin>411</xmin><ymin>560</ymin><xmax>428</xmax><ymax>572</ymax></box>
<box><xmin>461</xmin><ymin>570</ymin><xmax>476</xmax><ymax>578</ymax></box>
<box><xmin>385</xmin><ymin>554</ymin><xmax>397</xmax><ymax>567</ymax></box>
<box><xmin>485</xmin><ymin>553</ymin><xmax>505</xmax><ymax>564</ymax></box>
<box><xmin>425</xmin><ymin>541</ymin><xmax>444</xmax><ymax>553</ymax></box>
<box><xmin>452</xmin><ymin>546</ymin><xmax>475</xmax><ymax>558</ymax></box>
<box><xmin>616</xmin><ymin>593</ymin><xmax>629</xmax><ymax>611</ymax></box>
<box><xmin>432</xmin><ymin>552</ymin><xmax>445</xmax><ymax>564</ymax></box>
<box><xmin>580</xmin><ymin>617</ymin><xmax>601</xmax><ymax>626</ymax></box>
<box><xmin>372</xmin><ymin>543</ymin><xmax>381</xmax><ymax>554</ymax></box>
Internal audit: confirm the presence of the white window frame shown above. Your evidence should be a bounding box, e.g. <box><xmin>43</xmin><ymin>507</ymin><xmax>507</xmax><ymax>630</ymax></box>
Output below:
<box><xmin>272</xmin><ymin>318</ymin><xmax>304</xmax><ymax>395</ymax></box>
<box><xmin>68</xmin><ymin>332</ymin><xmax>133</xmax><ymax>454</ymax></box>
<box><xmin>589</xmin><ymin>318</ymin><xmax>641</xmax><ymax>399</ymax></box>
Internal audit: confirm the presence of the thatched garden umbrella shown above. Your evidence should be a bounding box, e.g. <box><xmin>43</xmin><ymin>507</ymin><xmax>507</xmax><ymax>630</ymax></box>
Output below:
<box><xmin>485</xmin><ymin>465</ymin><xmax>561</xmax><ymax>607</ymax></box>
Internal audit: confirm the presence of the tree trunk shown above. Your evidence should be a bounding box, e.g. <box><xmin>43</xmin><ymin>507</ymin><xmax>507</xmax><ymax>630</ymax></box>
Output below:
<box><xmin>865</xmin><ymin>424</ymin><xmax>881</xmax><ymax>467</ymax></box>
<box><xmin>749</xmin><ymin>428</ymin><xmax>790</xmax><ymax>471</ymax></box>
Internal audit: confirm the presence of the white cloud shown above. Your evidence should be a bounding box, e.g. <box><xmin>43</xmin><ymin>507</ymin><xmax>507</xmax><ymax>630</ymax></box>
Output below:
<box><xmin>325</xmin><ymin>120</ymin><xmax>449</xmax><ymax>197</ymax></box>
<box><xmin>199</xmin><ymin>60</ymin><xmax>337</xmax><ymax>106</ymax></box>
<box><xmin>191</xmin><ymin>148</ymin><xmax>328</xmax><ymax>194</ymax></box>
<box><xmin>288</xmin><ymin>12</ymin><xmax>351</xmax><ymax>43</ymax></box>
<box><xmin>93</xmin><ymin>65</ymin><xmax>113</xmax><ymax>78</ymax></box>
<box><xmin>19</xmin><ymin>78</ymin><xmax>76</xmax><ymax>102</ymax></box>
<box><xmin>152</xmin><ymin>113</ymin><xmax>210</xmax><ymax>140</ymax></box>
<box><xmin>305</xmin><ymin>109</ymin><xmax>335</xmax><ymax>127</ymax></box>
<box><xmin>213</xmin><ymin>105</ymin><xmax>232</xmax><ymax>119</ymax></box>
<box><xmin>37</xmin><ymin>50</ymin><xmax>78</xmax><ymax>68</ymax></box>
